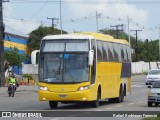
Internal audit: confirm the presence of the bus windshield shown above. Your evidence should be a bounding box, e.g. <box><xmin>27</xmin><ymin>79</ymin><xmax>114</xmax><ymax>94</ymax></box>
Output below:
<box><xmin>39</xmin><ymin>53</ymin><xmax>89</xmax><ymax>83</ymax></box>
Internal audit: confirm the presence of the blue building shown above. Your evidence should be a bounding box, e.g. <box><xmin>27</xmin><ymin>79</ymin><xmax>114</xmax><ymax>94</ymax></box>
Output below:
<box><xmin>4</xmin><ymin>32</ymin><xmax>29</xmax><ymax>75</ymax></box>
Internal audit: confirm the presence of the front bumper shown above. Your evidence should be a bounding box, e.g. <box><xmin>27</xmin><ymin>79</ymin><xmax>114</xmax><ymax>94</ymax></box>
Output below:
<box><xmin>148</xmin><ymin>96</ymin><xmax>160</xmax><ymax>103</ymax></box>
<box><xmin>39</xmin><ymin>89</ymin><xmax>92</xmax><ymax>102</ymax></box>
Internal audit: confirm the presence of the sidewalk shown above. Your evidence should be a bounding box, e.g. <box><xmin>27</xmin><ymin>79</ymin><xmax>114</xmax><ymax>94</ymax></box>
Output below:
<box><xmin>0</xmin><ymin>85</ymin><xmax>38</xmax><ymax>94</ymax></box>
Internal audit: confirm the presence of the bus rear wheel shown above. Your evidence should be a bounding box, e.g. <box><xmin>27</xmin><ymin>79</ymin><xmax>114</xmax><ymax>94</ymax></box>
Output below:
<box><xmin>115</xmin><ymin>87</ymin><xmax>124</xmax><ymax>103</ymax></box>
<box><xmin>49</xmin><ymin>101</ymin><xmax>58</xmax><ymax>109</ymax></box>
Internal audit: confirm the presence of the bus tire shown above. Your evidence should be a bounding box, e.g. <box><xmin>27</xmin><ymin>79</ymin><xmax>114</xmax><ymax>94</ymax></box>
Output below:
<box><xmin>92</xmin><ymin>90</ymin><xmax>100</xmax><ymax>108</ymax></box>
<box><xmin>115</xmin><ymin>86</ymin><xmax>124</xmax><ymax>103</ymax></box>
<box><xmin>49</xmin><ymin>101</ymin><xmax>58</xmax><ymax>109</ymax></box>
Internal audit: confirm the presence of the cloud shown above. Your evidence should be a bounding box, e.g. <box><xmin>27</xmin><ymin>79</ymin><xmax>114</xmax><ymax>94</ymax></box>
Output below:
<box><xmin>3</xmin><ymin>3</ymin><xmax>40</xmax><ymax>37</ymax></box>
<box><xmin>65</xmin><ymin>0</ymin><xmax>149</xmax><ymax>39</ymax></box>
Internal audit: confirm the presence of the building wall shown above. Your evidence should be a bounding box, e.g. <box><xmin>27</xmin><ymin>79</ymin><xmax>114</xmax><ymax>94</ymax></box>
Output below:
<box><xmin>4</xmin><ymin>33</ymin><xmax>29</xmax><ymax>75</ymax></box>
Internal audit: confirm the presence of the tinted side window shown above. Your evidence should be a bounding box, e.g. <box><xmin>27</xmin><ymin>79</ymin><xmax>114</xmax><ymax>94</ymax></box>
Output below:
<box><xmin>113</xmin><ymin>43</ymin><xmax>119</xmax><ymax>61</ymax></box>
<box><xmin>102</xmin><ymin>41</ymin><xmax>108</xmax><ymax>61</ymax></box>
<box><xmin>97</xmin><ymin>40</ymin><xmax>103</xmax><ymax>61</ymax></box>
<box><xmin>91</xmin><ymin>39</ymin><xmax>96</xmax><ymax>59</ymax></box>
<box><xmin>108</xmin><ymin>42</ymin><xmax>114</xmax><ymax>61</ymax></box>
<box><xmin>121</xmin><ymin>45</ymin><xmax>125</xmax><ymax>62</ymax></box>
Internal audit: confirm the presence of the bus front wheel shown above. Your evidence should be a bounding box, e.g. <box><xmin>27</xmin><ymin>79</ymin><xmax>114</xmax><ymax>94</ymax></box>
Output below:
<box><xmin>91</xmin><ymin>90</ymin><xmax>100</xmax><ymax>108</ymax></box>
<box><xmin>49</xmin><ymin>101</ymin><xmax>58</xmax><ymax>109</ymax></box>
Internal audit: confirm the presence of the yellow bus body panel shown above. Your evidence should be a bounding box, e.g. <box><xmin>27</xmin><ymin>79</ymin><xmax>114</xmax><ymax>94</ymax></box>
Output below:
<box><xmin>96</xmin><ymin>62</ymin><xmax>122</xmax><ymax>99</ymax></box>
<box><xmin>39</xmin><ymin>82</ymin><xmax>97</xmax><ymax>101</ymax></box>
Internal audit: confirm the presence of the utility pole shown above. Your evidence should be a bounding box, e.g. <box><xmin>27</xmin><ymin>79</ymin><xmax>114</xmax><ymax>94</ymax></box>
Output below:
<box><xmin>130</xmin><ymin>29</ymin><xmax>142</xmax><ymax>62</ymax></box>
<box><xmin>158</xmin><ymin>24</ymin><xmax>160</xmax><ymax>61</ymax></box>
<box><xmin>47</xmin><ymin>17</ymin><xmax>59</xmax><ymax>32</ymax></box>
<box><xmin>127</xmin><ymin>16</ymin><xmax>132</xmax><ymax>63</ymax></box>
<box><xmin>95</xmin><ymin>10</ymin><xmax>102</xmax><ymax>33</ymax></box>
<box><xmin>110</xmin><ymin>24</ymin><xmax>124</xmax><ymax>39</ymax></box>
<box><xmin>60</xmin><ymin>0</ymin><xmax>62</xmax><ymax>34</ymax></box>
<box><xmin>0</xmin><ymin>0</ymin><xmax>9</xmax><ymax>87</ymax></box>
<box><xmin>127</xmin><ymin>16</ymin><xmax>131</xmax><ymax>47</ymax></box>
<box><xmin>146</xmin><ymin>39</ymin><xmax>151</xmax><ymax>69</ymax></box>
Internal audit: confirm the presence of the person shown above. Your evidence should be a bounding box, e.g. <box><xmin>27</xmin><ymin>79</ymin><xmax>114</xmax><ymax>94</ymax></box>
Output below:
<box><xmin>8</xmin><ymin>74</ymin><xmax>18</xmax><ymax>91</ymax></box>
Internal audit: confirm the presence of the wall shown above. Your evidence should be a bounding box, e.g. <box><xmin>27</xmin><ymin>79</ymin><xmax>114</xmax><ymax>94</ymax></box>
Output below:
<box><xmin>132</xmin><ymin>61</ymin><xmax>159</xmax><ymax>74</ymax></box>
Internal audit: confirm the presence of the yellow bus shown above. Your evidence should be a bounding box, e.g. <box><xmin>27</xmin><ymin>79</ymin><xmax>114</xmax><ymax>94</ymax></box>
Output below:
<box><xmin>37</xmin><ymin>32</ymin><xmax>131</xmax><ymax>109</ymax></box>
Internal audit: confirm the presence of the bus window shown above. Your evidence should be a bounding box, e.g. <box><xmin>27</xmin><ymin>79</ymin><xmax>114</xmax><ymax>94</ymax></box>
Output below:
<box><xmin>97</xmin><ymin>40</ymin><xmax>103</xmax><ymax>61</ymax></box>
<box><xmin>102</xmin><ymin>41</ymin><xmax>108</xmax><ymax>61</ymax></box>
<box><xmin>108</xmin><ymin>42</ymin><xmax>114</xmax><ymax>61</ymax></box>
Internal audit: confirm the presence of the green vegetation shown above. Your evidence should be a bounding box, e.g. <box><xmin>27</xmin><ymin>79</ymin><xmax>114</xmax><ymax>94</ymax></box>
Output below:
<box><xmin>4</xmin><ymin>47</ymin><xmax>29</xmax><ymax>67</ymax></box>
<box><xmin>22</xmin><ymin>74</ymin><xmax>33</xmax><ymax>80</ymax></box>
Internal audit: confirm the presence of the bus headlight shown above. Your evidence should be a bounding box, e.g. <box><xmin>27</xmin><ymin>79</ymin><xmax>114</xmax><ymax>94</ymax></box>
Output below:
<box><xmin>39</xmin><ymin>86</ymin><xmax>48</xmax><ymax>91</ymax></box>
<box><xmin>78</xmin><ymin>86</ymin><xmax>90</xmax><ymax>91</ymax></box>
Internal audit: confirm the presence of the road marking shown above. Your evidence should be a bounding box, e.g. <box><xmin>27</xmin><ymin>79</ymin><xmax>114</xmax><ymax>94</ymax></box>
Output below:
<box><xmin>136</xmin><ymin>101</ymin><xmax>145</xmax><ymax>104</ymax></box>
<box><xmin>50</xmin><ymin>118</ymin><xmax>62</xmax><ymax>120</ymax></box>
<box><xmin>131</xmin><ymin>85</ymin><xmax>146</xmax><ymax>88</ymax></box>
<box><xmin>127</xmin><ymin>103</ymin><xmax>134</xmax><ymax>105</ymax></box>
<box><xmin>105</xmin><ymin>107</ymin><xmax>113</xmax><ymax>109</ymax></box>
<box><xmin>115</xmin><ymin>105</ymin><xmax>123</xmax><ymax>107</ymax></box>
<box><xmin>95</xmin><ymin>109</ymin><xmax>102</xmax><ymax>111</ymax></box>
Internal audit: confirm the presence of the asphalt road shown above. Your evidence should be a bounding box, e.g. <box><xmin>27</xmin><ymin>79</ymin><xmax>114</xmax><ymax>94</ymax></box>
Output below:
<box><xmin>0</xmin><ymin>75</ymin><xmax>159</xmax><ymax>120</ymax></box>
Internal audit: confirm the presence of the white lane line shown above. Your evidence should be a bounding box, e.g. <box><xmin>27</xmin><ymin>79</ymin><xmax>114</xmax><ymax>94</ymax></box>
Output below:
<box><xmin>131</xmin><ymin>85</ymin><xmax>146</xmax><ymax>88</ymax></box>
<box><xmin>136</xmin><ymin>101</ymin><xmax>145</xmax><ymax>104</ymax></box>
<box><xmin>105</xmin><ymin>107</ymin><xmax>113</xmax><ymax>109</ymax></box>
<box><xmin>115</xmin><ymin>105</ymin><xmax>123</xmax><ymax>107</ymax></box>
<box><xmin>127</xmin><ymin>103</ymin><xmax>134</xmax><ymax>105</ymax></box>
<box><xmin>50</xmin><ymin>118</ymin><xmax>62</xmax><ymax>120</ymax></box>
<box><xmin>95</xmin><ymin>109</ymin><xmax>102</xmax><ymax>111</ymax></box>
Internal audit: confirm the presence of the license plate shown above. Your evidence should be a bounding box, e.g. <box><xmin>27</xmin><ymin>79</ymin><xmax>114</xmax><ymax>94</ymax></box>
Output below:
<box><xmin>59</xmin><ymin>94</ymin><xmax>67</xmax><ymax>98</ymax></box>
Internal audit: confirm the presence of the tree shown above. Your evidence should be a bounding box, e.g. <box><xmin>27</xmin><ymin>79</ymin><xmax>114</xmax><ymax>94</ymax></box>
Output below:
<box><xmin>28</xmin><ymin>26</ymin><xmax>68</xmax><ymax>51</ymax></box>
<box><xmin>4</xmin><ymin>47</ymin><xmax>29</xmax><ymax>67</ymax></box>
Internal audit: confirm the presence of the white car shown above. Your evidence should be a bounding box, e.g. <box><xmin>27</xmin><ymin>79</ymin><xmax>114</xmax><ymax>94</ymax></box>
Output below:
<box><xmin>146</xmin><ymin>69</ymin><xmax>160</xmax><ymax>85</ymax></box>
<box><xmin>148</xmin><ymin>81</ymin><xmax>160</xmax><ymax>107</ymax></box>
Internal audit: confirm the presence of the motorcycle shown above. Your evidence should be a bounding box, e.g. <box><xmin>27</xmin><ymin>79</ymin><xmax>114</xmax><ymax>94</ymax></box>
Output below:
<box><xmin>8</xmin><ymin>83</ymin><xmax>16</xmax><ymax>97</ymax></box>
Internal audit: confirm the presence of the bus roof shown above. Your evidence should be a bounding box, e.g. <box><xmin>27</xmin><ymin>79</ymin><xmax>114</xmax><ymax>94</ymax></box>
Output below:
<box><xmin>42</xmin><ymin>34</ymin><xmax>94</xmax><ymax>40</ymax></box>
<box><xmin>42</xmin><ymin>32</ymin><xmax>129</xmax><ymax>45</ymax></box>
<box><xmin>74</xmin><ymin>32</ymin><xmax>129</xmax><ymax>45</ymax></box>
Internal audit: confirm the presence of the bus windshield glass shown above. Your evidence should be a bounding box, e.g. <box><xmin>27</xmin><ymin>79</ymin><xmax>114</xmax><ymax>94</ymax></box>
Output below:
<box><xmin>39</xmin><ymin>53</ymin><xmax>89</xmax><ymax>83</ymax></box>
<box><xmin>42</xmin><ymin>39</ymin><xmax>89</xmax><ymax>52</ymax></box>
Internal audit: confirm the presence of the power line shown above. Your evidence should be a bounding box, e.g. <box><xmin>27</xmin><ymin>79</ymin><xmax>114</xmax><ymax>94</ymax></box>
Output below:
<box><xmin>27</xmin><ymin>0</ymin><xmax>49</xmax><ymax>20</ymax></box>
<box><xmin>9</xmin><ymin>0</ymin><xmax>160</xmax><ymax>4</ymax></box>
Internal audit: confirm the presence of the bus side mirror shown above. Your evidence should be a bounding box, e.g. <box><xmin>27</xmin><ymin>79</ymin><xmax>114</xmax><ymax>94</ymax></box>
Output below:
<box><xmin>31</xmin><ymin>50</ymin><xmax>40</xmax><ymax>64</ymax></box>
<box><xmin>89</xmin><ymin>50</ymin><xmax>94</xmax><ymax>66</ymax></box>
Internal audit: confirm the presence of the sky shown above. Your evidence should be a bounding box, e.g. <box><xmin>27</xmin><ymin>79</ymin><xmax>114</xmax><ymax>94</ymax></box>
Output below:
<box><xmin>3</xmin><ymin>0</ymin><xmax>160</xmax><ymax>41</ymax></box>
